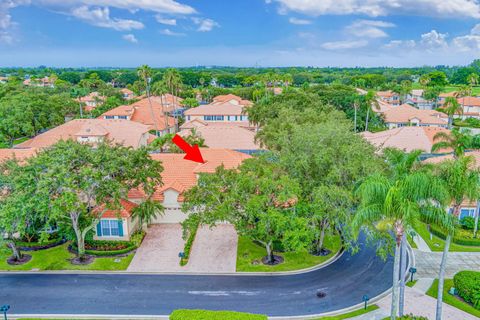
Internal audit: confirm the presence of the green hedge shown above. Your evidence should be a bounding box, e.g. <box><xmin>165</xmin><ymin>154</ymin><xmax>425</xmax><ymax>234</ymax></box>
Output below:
<box><xmin>72</xmin><ymin>231</ymin><xmax>145</xmax><ymax>256</ymax></box>
<box><xmin>170</xmin><ymin>310</ymin><xmax>267</xmax><ymax>320</ymax></box>
<box><xmin>180</xmin><ymin>222</ymin><xmax>199</xmax><ymax>266</ymax></box>
<box><xmin>15</xmin><ymin>237</ymin><xmax>62</xmax><ymax>248</ymax></box>
<box><xmin>429</xmin><ymin>224</ymin><xmax>480</xmax><ymax>246</ymax></box>
<box><xmin>454</xmin><ymin>271</ymin><xmax>480</xmax><ymax>310</ymax></box>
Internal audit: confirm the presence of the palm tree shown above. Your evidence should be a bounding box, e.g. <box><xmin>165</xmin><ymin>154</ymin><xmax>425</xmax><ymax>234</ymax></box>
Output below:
<box><xmin>433</xmin><ymin>156</ymin><xmax>480</xmax><ymax>320</ymax></box>
<box><xmin>131</xmin><ymin>198</ymin><xmax>164</xmax><ymax>230</ymax></box>
<box><xmin>431</xmin><ymin>128</ymin><xmax>473</xmax><ymax>158</ymax></box>
<box><xmin>163</xmin><ymin>69</ymin><xmax>182</xmax><ymax>132</ymax></box>
<box><xmin>137</xmin><ymin>65</ymin><xmax>160</xmax><ymax>136</ymax></box>
<box><xmin>442</xmin><ymin>97</ymin><xmax>463</xmax><ymax>129</ymax></box>
<box><xmin>354</xmin><ymin>151</ymin><xmax>447</xmax><ymax>320</ymax></box>
<box><xmin>467</xmin><ymin>73</ymin><xmax>479</xmax><ymax>87</ymax></box>
<box><xmin>419</xmin><ymin>74</ymin><xmax>431</xmax><ymax>87</ymax></box>
<box><xmin>457</xmin><ymin>84</ymin><xmax>472</xmax><ymax>117</ymax></box>
<box><xmin>364</xmin><ymin>91</ymin><xmax>380</xmax><ymax>132</ymax></box>
<box><xmin>151</xmin><ymin>80</ymin><xmax>170</xmax><ymax>133</ymax></box>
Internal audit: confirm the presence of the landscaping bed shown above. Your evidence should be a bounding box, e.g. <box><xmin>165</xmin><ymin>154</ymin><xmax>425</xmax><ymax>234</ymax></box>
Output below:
<box><xmin>70</xmin><ymin>231</ymin><xmax>145</xmax><ymax>256</ymax></box>
<box><xmin>414</xmin><ymin>222</ymin><xmax>480</xmax><ymax>252</ymax></box>
<box><xmin>236</xmin><ymin>234</ymin><xmax>342</xmax><ymax>272</ymax></box>
<box><xmin>170</xmin><ymin>309</ymin><xmax>267</xmax><ymax>320</ymax></box>
<box><xmin>426</xmin><ymin>278</ymin><xmax>480</xmax><ymax>318</ymax></box>
<box><xmin>15</xmin><ymin>237</ymin><xmax>65</xmax><ymax>251</ymax></box>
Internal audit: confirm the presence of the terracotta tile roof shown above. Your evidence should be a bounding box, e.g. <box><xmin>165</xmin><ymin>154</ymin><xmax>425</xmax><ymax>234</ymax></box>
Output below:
<box><xmin>458</xmin><ymin>96</ymin><xmax>480</xmax><ymax>106</ymax></box>
<box><xmin>411</xmin><ymin>89</ymin><xmax>424</xmax><ymax>96</ymax></box>
<box><xmin>100</xmin><ymin>102</ymin><xmax>176</xmax><ymax>131</ymax></box>
<box><xmin>184</xmin><ymin>102</ymin><xmax>247</xmax><ymax>116</ymax></box>
<box><xmin>15</xmin><ymin>119</ymin><xmax>151</xmax><ymax>149</ymax></box>
<box><xmin>382</xmin><ymin>104</ymin><xmax>448</xmax><ymax>125</ymax></box>
<box><xmin>128</xmin><ymin>149</ymin><xmax>250</xmax><ymax>202</ymax></box>
<box><xmin>179</xmin><ymin>122</ymin><xmax>260</xmax><ymax>150</ymax></box>
<box><xmin>375</xmin><ymin>100</ymin><xmax>396</xmax><ymax>113</ymax></box>
<box><xmin>424</xmin><ymin>150</ymin><xmax>480</xmax><ymax>167</ymax></box>
<box><xmin>376</xmin><ymin>90</ymin><xmax>398</xmax><ymax>98</ymax></box>
<box><xmin>439</xmin><ymin>91</ymin><xmax>458</xmax><ymax>98</ymax></box>
<box><xmin>0</xmin><ymin>148</ymin><xmax>37</xmax><ymax>163</ymax></box>
<box><xmin>98</xmin><ymin>199</ymin><xmax>138</xmax><ymax>219</ymax></box>
<box><xmin>362</xmin><ymin>126</ymin><xmax>451</xmax><ymax>153</ymax></box>
<box><xmin>212</xmin><ymin>94</ymin><xmax>252</xmax><ymax>106</ymax></box>
<box><xmin>77</xmin><ymin>92</ymin><xmax>106</xmax><ymax>103</ymax></box>
<box><xmin>120</xmin><ymin>88</ymin><xmax>134</xmax><ymax>95</ymax></box>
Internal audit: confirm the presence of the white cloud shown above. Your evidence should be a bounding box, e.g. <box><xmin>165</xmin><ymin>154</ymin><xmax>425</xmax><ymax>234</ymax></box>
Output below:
<box><xmin>192</xmin><ymin>17</ymin><xmax>219</xmax><ymax>32</ymax></box>
<box><xmin>452</xmin><ymin>24</ymin><xmax>480</xmax><ymax>51</ymax></box>
<box><xmin>321</xmin><ymin>40</ymin><xmax>368</xmax><ymax>50</ymax></box>
<box><xmin>268</xmin><ymin>0</ymin><xmax>480</xmax><ymax>18</ymax></box>
<box><xmin>383</xmin><ymin>39</ymin><xmax>416</xmax><ymax>49</ymax></box>
<box><xmin>155</xmin><ymin>15</ymin><xmax>176</xmax><ymax>25</ymax></box>
<box><xmin>288</xmin><ymin>17</ymin><xmax>311</xmax><ymax>25</ymax></box>
<box><xmin>0</xmin><ymin>0</ymin><xmax>30</xmax><ymax>44</ymax></box>
<box><xmin>346</xmin><ymin>19</ymin><xmax>395</xmax><ymax>38</ymax></box>
<box><xmin>420</xmin><ymin>29</ymin><xmax>448</xmax><ymax>49</ymax></box>
<box><xmin>122</xmin><ymin>33</ymin><xmax>137</xmax><ymax>43</ymax></box>
<box><xmin>70</xmin><ymin>6</ymin><xmax>144</xmax><ymax>31</ymax></box>
<box><xmin>37</xmin><ymin>0</ymin><xmax>196</xmax><ymax>15</ymax></box>
<box><xmin>159</xmin><ymin>28</ymin><xmax>185</xmax><ymax>36</ymax></box>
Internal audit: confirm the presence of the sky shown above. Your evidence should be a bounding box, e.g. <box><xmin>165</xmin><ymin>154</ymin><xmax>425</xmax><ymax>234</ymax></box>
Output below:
<box><xmin>1</xmin><ymin>0</ymin><xmax>480</xmax><ymax>67</ymax></box>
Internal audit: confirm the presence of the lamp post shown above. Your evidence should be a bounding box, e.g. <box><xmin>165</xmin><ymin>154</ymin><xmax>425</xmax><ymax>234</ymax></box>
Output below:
<box><xmin>409</xmin><ymin>267</ymin><xmax>417</xmax><ymax>283</ymax></box>
<box><xmin>0</xmin><ymin>305</ymin><xmax>10</xmax><ymax>320</ymax></box>
<box><xmin>362</xmin><ymin>295</ymin><xmax>370</xmax><ymax>310</ymax></box>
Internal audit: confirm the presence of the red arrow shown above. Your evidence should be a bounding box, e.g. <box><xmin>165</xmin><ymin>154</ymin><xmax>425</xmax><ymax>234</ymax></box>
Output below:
<box><xmin>172</xmin><ymin>134</ymin><xmax>205</xmax><ymax>163</ymax></box>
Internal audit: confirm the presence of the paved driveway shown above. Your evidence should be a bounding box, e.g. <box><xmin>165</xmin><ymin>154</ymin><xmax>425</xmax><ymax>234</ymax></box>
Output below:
<box><xmin>414</xmin><ymin>249</ymin><xmax>480</xmax><ymax>278</ymax></box>
<box><xmin>127</xmin><ymin>224</ymin><xmax>238</xmax><ymax>273</ymax></box>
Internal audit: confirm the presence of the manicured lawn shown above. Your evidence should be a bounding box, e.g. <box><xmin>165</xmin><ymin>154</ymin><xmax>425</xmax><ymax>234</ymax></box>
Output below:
<box><xmin>0</xmin><ymin>243</ymin><xmax>134</xmax><ymax>271</ymax></box>
<box><xmin>406</xmin><ymin>280</ymin><xmax>417</xmax><ymax>287</ymax></box>
<box><xmin>236</xmin><ymin>234</ymin><xmax>342</xmax><ymax>272</ymax></box>
<box><xmin>426</xmin><ymin>279</ymin><xmax>480</xmax><ymax>318</ymax></box>
<box><xmin>411</xmin><ymin>83</ymin><xmax>480</xmax><ymax>96</ymax></box>
<box><xmin>407</xmin><ymin>233</ymin><xmax>417</xmax><ymax>249</ymax></box>
<box><xmin>414</xmin><ymin>222</ymin><xmax>480</xmax><ymax>252</ymax></box>
<box><xmin>312</xmin><ymin>305</ymin><xmax>379</xmax><ymax>320</ymax></box>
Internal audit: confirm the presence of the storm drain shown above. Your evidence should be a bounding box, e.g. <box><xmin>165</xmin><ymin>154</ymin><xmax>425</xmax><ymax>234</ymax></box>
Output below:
<box><xmin>316</xmin><ymin>290</ymin><xmax>327</xmax><ymax>298</ymax></box>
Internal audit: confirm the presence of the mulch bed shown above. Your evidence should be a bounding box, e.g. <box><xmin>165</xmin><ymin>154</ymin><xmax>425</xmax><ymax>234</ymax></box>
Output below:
<box><xmin>70</xmin><ymin>255</ymin><xmax>95</xmax><ymax>265</ymax></box>
<box><xmin>262</xmin><ymin>254</ymin><xmax>284</xmax><ymax>266</ymax></box>
<box><xmin>7</xmin><ymin>254</ymin><xmax>32</xmax><ymax>265</ymax></box>
<box><xmin>17</xmin><ymin>238</ymin><xmax>66</xmax><ymax>251</ymax></box>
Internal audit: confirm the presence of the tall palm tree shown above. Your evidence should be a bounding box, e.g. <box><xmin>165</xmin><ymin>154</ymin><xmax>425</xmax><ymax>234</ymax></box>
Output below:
<box><xmin>364</xmin><ymin>90</ymin><xmax>380</xmax><ymax>132</ymax></box>
<box><xmin>457</xmin><ymin>84</ymin><xmax>472</xmax><ymax>117</ymax></box>
<box><xmin>164</xmin><ymin>69</ymin><xmax>183</xmax><ymax>132</ymax></box>
<box><xmin>354</xmin><ymin>151</ymin><xmax>447</xmax><ymax>320</ymax></box>
<box><xmin>419</xmin><ymin>74</ymin><xmax>431</xmax><ymax>88</ymax></box>
<box><xmin>433</xmin><ymin>156</ymin><xmax>480</xmax><ymax>320</ymax></box>
<box><xmin>137</xmin><ymin>65</ymin><xmax>160</xmax><ymax>136</ymax></box>
<box><xmin>467</xmin><ymin>73</ymin><xmax>479</xmax><ymax>87</ymax></box>
<box><xmin>151</xmin><ymin>80</ymin><xmax>170</xmax><ymax>133</ymax></box>
<box><xmin>442</xmin><ymin>97</ymin><xmax>463</xmax><ymax>129</ymax></box>
<box><xmin>431</xmin><ymin>128</ymin><xmax>473</xmax><ymax>158</ymax></box>
<box><xmin>131</xmin><ymin>198</ymin><xmax>164</xmax><ymax>230</ymax></box>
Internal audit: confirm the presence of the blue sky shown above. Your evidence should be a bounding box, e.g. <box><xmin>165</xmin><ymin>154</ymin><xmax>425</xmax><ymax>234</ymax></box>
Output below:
<box><xmin>1</xmin><ymin>0</ymin><xmax>480</xmax><ymax>67</ymax></box>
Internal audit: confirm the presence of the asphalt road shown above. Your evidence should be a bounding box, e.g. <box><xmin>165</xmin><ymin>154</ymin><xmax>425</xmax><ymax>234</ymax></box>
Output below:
<box><xmin>0</xmin><ymin>235</ymin><xmax>394</xmax><ymax>317</ymax></box>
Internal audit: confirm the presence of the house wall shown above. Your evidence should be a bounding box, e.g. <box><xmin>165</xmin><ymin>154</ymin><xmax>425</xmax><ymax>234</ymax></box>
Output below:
<box><xmin>93</xmin><ymin>217</ymin><xmax>138</xmax><ymax>241</ymax></box>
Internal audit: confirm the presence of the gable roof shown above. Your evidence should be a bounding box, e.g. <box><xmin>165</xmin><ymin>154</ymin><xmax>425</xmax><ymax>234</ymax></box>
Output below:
<box><xmin>98</xmin><ymin>199</ymin><xmax>138</xmax><ymax>219</ymax></box>
<box><xmin>15</xmin><ymin>119</ymin><xmax>151</xmax><ymax>149</ymax></box>
<box><xmin>458</xmin><ymin>96</ymin><xmax>480</xmax><ymax>107</ymax></box>
<box><xmin>362</xmin><ymin>126</ymin><xmax>451</xmax><ymax>153</ymax></box>
<box><xmin>128</xmin><ymin>149</ymin><xmax>250</xmax><ymax>202</ymax></box>
<box><xmin>376</xmin><ymin>90</ymin><xmax>398</xmax><ymax>98</ymax></box>
<box><xmin>212</xmin><ymin>94</ymin><xmax>252</xmax><ymax>105</ymax></box>
<box><xmin>424</xmin><ymin>151</ymin><xmax>480</xmax><ymax>167</ymax></box>
<box><xmin>77</xmin><ymin>92</ymin><xmax>106</xmax><ymax>103</ymax></box>
<box><xmin>382</xmin><ymin>104</ymin><xmax>448</xmax><ymax>125</ymax></box>
<box><xmin>184</xmin><ymin>102</ymin><xmax>246</xmax><ymax>116</ymax></box>
<box><xmin>179</xmin><ymin>122</ymin><xmax>261</xmax><ymax>151</ymax></box>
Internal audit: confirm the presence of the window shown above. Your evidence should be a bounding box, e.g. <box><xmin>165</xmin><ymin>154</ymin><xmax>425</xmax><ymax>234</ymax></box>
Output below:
<box><xmin>459</xmin><ymin>208</ymin><xmax>476</xmax><ymax>219</ymax></box>
<box><xmin>105</xmin><ymin>116</ymin><xmax>114</xmax><ymax>119</ymax></box>
<box><xmin>118</xmin><ymin>115</ymin><xmax>127</xmax><ymax>120</ymax></box>
<box><xmin>203</xmin><ymin>115</ymin><xmax>224</xmax><ymax>121</ymax></box>
<box><xmin>100</xmin><ymin>220</ymin><xmax>120</xmax><ymax>237</ymax></box>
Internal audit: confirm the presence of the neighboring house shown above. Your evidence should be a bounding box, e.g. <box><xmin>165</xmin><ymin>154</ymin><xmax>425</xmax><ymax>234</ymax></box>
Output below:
<box><xmin>120</xmin><ymin>88</ymin><xmax>135</xmax><ymax>100</ymax></box>
<box><xmin>94</xmin><ymin>199</ymin><xmax>139</xmax><ymax>241</ymax></box>
<box><xmin>0</xmin><ymin>148</ymin><xmax>38</xmax><ymax>163</ymax></box>
<box><xmin>100</xmin><ymin>101</ymin><xmax>176</xmax><ymax>135</ymax></box>
<box><xmin>458</xmin><ymin>96</ymin><xmax>480</xmax><ymax>119</ymax></box>
<box><xmin>23</xmin><ymin>77</ymin><xmax>54</xmax><ymax>88</ymax></box>
<box><xmin>438</xmin><ymin>91</ymin><xmax>458</xmax><ymax>105</ymax></box>
<box><xmin>356</xmin><ymin>88</ymin><xmax>368</xmax><ymax>95</ymax></box>
<box><xmin>424</xmin><ymin>151</ymin><xmax>480</xmax><ymax>220</ymax></box>
<box><xmin>374</xmin><ymin>100</ymin><xmax>396</xmax><ymax>114</ymax></box>
<box><xmin>362</xmin><ymin>126</ymin><xmax>451</xmax><ymax>154</ymax></box>
<box><xmin>184</xmin><ymin>94</ymin><xmax>252</xmax><ymax>123</ymax></box>
<box><xmin>125</xmin><ymin>149</ymin><xmax>250</xmax><ymax>225</ymax></box>
<box><xmin>0</xmin><ymin>76</ymin><xmax>8</xmax><ymax>84</ymax></box>
<box><xmin>376</xmin><ymin>90</ymin><xmax>400</xmax><ymax>106</ymax></box>
<box><xmin>180</xmin><ymin>120</ymin><xmax>261</xmax><ymax>154</ymax></box>
<box><xmin>407</xmin><ymin>89</ymin><xmax>434</xmax><ymax>110</ymax></box>
<box><xmin>15</xmin><ymin>119</ymin><xmax>152</xmax><ymax>150</ymax></box>
<box><xmin>77</xmin><ymin>92</ymin><xmax>106</xmax><ymax>112</ymax></box>
<box><xmin>382</xmin><ymin>104</ymin><xmax>448</xmax><ymax>129</ymax></box>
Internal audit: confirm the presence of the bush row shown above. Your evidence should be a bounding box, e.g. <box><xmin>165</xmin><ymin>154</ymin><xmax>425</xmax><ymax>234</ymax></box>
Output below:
<box><xmin>15</xmin><ymin>237</ymin><xmax>63</xmax><ymax>250</ymax></box>
<box><xmin>170</xmin><ymin>310</ymin><xmax>267</xmax><ymax>320</ymax></box>
<box><xmin>454</xmin><ymin>271</ymin><xmax>480</xmax><ymax>310</ymax></box>
<box><xmin>180</xmin><ymin>222</ymin><xmax>199</xmax><ymax>266</ymax></box>
<box><xmin>429</xmin><ymin>224</ymin><xmax>480</xmax><ymax>246</ymax></box>
<box><xmin>72</xmin><ymin>231</ymin><xmax>145</xmax><ymax>256</ymax></box>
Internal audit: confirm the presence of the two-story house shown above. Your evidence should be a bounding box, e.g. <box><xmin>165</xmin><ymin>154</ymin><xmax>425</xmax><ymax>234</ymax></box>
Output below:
<box><xmin>458</xmin><ymin>96</ymin><xmax>480</xmax><ymax>119</ymax></box>
<box><xmin>407</xmin><ymin>89</ymin><xmax>434</xmax><ymax>110</ymax></box>
<box><xmin>376</xmin><ymin>90</ymin><xmax>400</xmax><ymax>106</ymax></box>
<box><xmin>184</xmin><ymin>94</ymin><xmax>252</xmax><ymax>124</ymax></box>
<box><xmin>77</xmin><ymin>92</ymin><xmax>106</xmax><ymax>112</ymax></box>
<box><xmin>382</xmin><ymin>104</ymin><xmax>448</xmax><ymax>129</ymax></box>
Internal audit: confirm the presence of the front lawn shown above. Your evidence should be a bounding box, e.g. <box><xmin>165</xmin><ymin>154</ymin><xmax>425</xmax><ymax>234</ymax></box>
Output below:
<box><xmin>236</xmin><ymin>234</ymin><xmax>342</xmax><ymax>272</ymax></box>
<box><xmin>426</xmin><ymin>279</ymin><xmax>480</xmax><ymax>318</ymax></box>
<box><xmin>0</xmin><ymin>243</ymin><xmax>134</xmax><ymax>271</ymax></box>
<box><xmin>414</xmin><ymin>222</ymin><xmax>480</xmax><ymax>252</ymax></box>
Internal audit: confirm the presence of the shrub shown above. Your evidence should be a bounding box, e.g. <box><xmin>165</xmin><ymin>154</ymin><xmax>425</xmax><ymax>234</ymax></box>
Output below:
<box><xmin>169</xmin><ymin>310</ymin><xmax>267</xmax><ymax>320</ymax></box>
<box><xmin>460</xmin><ymin>217</ymin><xmax>476</xmax><ymax>230</ymax></box>
<box><xmin>179</xmin><ymin>222</ymin><xmax>199</xmax><ymax>266</ymax></box>
<box><xmin>71</xmin><ymin>231</ymin><xmax>145</xmax><ymax>256</ymax></box>
<box><xmin>429</xmin><ymin>224</ymin><xmax>480</xmax><ymax>246</ymax></box>
<box><xmin>454</xmin><ymin>271</ymin><xmax>480</xmax><ymax>310</ymax></box>
<box><xmin>396</xmin><ymin>315</ymin><xmax>428</xmax><ymax>320</ymax></box>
